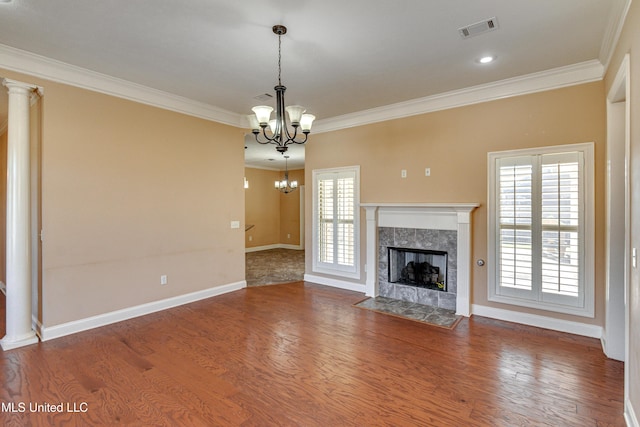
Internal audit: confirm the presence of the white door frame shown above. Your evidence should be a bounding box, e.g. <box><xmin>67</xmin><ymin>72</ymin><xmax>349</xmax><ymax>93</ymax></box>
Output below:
<box><xmin>605</xmin><ymin>53</ymin><xmax>630</xmax><ymax>397</ymax></box>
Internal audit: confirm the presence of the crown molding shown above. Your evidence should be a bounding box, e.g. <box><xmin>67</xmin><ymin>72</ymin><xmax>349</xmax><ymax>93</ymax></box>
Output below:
<box><xmin>0</xmin><ymin>43</ymin><xmax>244</xmax><ymax>127</ymax></box>
<box><xmin>600</xmin><ymin>0</ymin><xmax>633</xmax><ymax>73</ymax></box>
<box><xmin>312</xmin><ymin>60</ymin><xmax>604</xmax><ymax>133</ymax></box>
<box><xmin>1</xmin><ymin>43</ymin><xmax>605</xmax><ymax>134</ymax></box>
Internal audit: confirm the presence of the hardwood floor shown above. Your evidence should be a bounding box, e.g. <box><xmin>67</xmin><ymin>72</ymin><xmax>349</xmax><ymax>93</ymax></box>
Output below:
<box><xmin>0</xmin><ymin>282</ymin><xmax>625</xmax><ymax>426</ymax></box>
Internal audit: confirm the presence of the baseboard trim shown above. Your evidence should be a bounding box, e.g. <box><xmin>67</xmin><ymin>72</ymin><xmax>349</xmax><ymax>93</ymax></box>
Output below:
<box><xmin>304</xmin><ymin>274</ymin><xmax>365</xmax><ymax>293</ymax></box>
<box><xmin>471</xmin><ymin>304</ymin><xmax>602</xmax><ymax>339</ymax></box>
<box><xmin>626</xmin><ymin>399</ymin><xmax>639</xmax><ymax>427</ymax></box>
<box><xmin>39</xmin><ymin>281</ymin><xmax>246</xmax><ymax>341</ymax></box>
<box><xmin>245</xmin><ymin>244</ymin><xmax>303</xmax><ymax>253</ymax></box>
<box><xmin>0</xmin><ymin>333</ymin><xmax>39</xmax><ymax>351</ymax></box>
<box><xmin>599</xmin><ymin>333</ymin><xmax>625</xmax><ymax>361</ymax></box>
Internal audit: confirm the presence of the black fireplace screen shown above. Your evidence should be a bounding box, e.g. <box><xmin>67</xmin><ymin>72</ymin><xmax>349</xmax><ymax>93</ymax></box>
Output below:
<box><xmin>388</xmin><ymin>247</ymin><xmax>447</xmax><ymax>291</ymax></box>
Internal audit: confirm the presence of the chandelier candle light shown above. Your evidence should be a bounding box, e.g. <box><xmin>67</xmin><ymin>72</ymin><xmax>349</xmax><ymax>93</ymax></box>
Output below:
<box><xmin>275</xmin><ymin>156</ymin><xmax>298</xmax><ymax>194</ymax></box>
<box><xmin>248</xmin><ymin>25</ymin><xmax>315</xmax><ymax>154</ymax></box>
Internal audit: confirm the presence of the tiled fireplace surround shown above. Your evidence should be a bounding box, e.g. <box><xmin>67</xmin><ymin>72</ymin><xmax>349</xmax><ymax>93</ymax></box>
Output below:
<box><xmin>362</xmin><ymin>203</ymin><xmax>479</xmax><ymax>316</ymax></box>
<box><xmin>379</xmin><ymin>227</ymin><xmax>458</xmax><ymax>310</ymax></box>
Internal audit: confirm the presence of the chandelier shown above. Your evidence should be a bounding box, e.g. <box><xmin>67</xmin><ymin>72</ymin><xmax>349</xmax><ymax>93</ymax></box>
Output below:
<box><xmin>275</xmin><ymin>156</ymin><xmax>298</xmax><ymax>194</ymax></box>
<box><xmin>247</xmin><ymin>25</ymin><xmax>315</xmax><ymax>154</ymax></box>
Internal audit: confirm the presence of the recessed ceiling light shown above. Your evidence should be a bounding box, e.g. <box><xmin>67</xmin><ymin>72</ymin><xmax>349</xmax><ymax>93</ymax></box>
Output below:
<box><xmin>478</xmin><ymin>55</ymin><xmax>496</xmax><ymax>64</ymax></box>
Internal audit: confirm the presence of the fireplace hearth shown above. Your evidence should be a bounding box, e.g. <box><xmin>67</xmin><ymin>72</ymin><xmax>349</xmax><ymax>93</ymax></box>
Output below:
<box><xmin>388</xmin><ymin>247</ymin><xmax>447</xmax><ymax>291</ymax></box>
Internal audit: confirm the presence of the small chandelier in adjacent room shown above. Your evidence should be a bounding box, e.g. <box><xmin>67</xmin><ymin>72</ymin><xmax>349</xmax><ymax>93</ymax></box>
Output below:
<box><xmin>275</xmin><ymin>156</ymin><xmax>298</xmax><ymax>194</ymax></box>
<box><xmin>248</xmin><ymin>25</ymin><xmax>315</xmax><ymax>154</ymax></box>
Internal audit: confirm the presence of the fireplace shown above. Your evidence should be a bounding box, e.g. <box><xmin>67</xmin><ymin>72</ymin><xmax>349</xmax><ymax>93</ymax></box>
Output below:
<box><xmin>362</xmin><ymin>203</ymin><xmax>478</xmax><ymax>316</ymax></box>
<box><xmin>378</xmin><ymin>227</ymin><xmax>457</xmax><ymax>310</ymax></box>
<box><xmin>388</xmin><ymin>247</ymin><xmax>448</xmax><ymax>291</ymax></box>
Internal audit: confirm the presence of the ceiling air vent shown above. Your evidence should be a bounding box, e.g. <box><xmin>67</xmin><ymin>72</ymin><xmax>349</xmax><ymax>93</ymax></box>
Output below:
<box><xmin>254</xmin><ymin>93</ymin><xmax>273</xmax><ymax>102</ymax></box>
<box><xmin>458</xmin><ymin>17</ymin><xmax>499</xmax><ymax>39</ymax></box>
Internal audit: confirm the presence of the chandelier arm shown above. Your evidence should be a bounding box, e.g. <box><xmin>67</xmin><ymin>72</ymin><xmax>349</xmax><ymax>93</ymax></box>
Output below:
<box><xmin>282</xmin><ymin>119</ymin><xmax>297</xmax><ymax>141</ymax></box>
<box><xmin>254</xmin><ymin>130</ymin><xmax>278</xmax><ymax>144</ymax></box>
<box><xmin>290</xmin><ymin>133</ymin><xmax>310</xmax><ymax>144</ymax></box>
<box><xmin>282</xmin><ymin>120</ymin><xmax>309</xmax><ymax>144</ymax></box>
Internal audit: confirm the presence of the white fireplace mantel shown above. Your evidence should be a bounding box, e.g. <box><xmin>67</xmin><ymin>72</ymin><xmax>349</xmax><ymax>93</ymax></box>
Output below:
<box><xmin>361</xmin><ymin>203</ymin><xmax>479</xmax><ymax>316</ymax></box>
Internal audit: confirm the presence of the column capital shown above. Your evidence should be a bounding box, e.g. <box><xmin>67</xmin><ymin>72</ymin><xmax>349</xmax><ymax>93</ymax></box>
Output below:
<box><xmin>2</xmin><ymin>78</ymin><xmax>41</xmax><ymax>95</ymax></box>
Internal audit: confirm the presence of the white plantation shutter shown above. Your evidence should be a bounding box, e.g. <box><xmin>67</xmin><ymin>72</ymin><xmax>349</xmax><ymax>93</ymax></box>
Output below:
<box><xmin>489</xmin><ymin>144</ymin><xmax>593</xmax><ymax>317</ymax></box>
<box><xmin>313</xmin><ymin>167</ymin><xmax>360</xmax><ymax>277</ymax></box>
<box><xmin>540</xmin><ymin>152</ymin><xmax>582</xmax><ymax>306</ymax></box>
<box><xmin>498</xmin><ymin>157</ymin><xmax>534</xmax><ymax>296</ymax></box>
<box><xmin>318</xmin><ymin>177</ymin><xmax>335</xmax><ymax>264</ymax></box>
<box><xmin>336</xmin><ymin>177</ymin><xmax>355</xmax><ymax>266</ymax></box>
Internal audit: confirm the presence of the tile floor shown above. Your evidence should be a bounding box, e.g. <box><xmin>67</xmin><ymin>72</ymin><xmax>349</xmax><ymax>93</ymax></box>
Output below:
<box><xmin>245</xmin><ymin>248</ymin><xmax>305</xmax><ymax>286</ymax></box>
<box><xmin>354</xmin><ymin>296</ymin><xmax>461</xmax><ymax>329</ymax></box>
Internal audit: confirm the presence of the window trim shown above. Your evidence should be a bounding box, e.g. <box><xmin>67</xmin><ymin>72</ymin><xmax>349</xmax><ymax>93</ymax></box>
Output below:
<box><xmin>312</xmin><ymin>166</ymin><xmax>361</xmax><ymax>279</ymax></box>
<box><xmin>487</xmin><ymin>143</ymin><xmax>595</xmax><ymax>317</ymax></box>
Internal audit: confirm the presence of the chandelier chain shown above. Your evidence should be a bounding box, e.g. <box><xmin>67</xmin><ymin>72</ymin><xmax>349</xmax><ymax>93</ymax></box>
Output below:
<box><xmin>278</xmin><ymin>34</ymin><xmax>282</xmax><ymax>86</ymax></box>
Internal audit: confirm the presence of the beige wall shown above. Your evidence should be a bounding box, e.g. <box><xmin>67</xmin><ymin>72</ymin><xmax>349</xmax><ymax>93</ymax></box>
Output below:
<box><xmin>279</xmin><ymin>168</ymin><xmax>304</xmax><ymax>245</ymax></box>
<box><xmin>245</xmin><ymin>167</ymin><xmax>281</xmax><ymax>247</ymax></box>
<box><xmin>244</xmin><ymin>167</ymin><xmax>304</xmax><ymax>248</ymax></box>
<box><xmin>605</xmin><ymin>0</ymin><xmax>640</xmax><ymax>417</ymax></box>
<box><xmin>305</xmin><ymin>82</ymin><xmax>606</xmax><ymax>325</ymax></box>
<box><xmin>1</xmin><ymin>67</ymin><xmax>246</xmax><ymax>327</ymax></box>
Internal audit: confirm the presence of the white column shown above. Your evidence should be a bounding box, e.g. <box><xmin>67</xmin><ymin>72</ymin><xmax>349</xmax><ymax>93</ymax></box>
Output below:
<box><xmin>364</xmin><ymin>206</ymin><xmax>378</xmax><ymax>297</ymax></box>
<box><xmin>455</xmin><ymin>210</ymin><xmax>473</xmax><ymax>317</ymax></box>
<box><xmin>1</xmin><ymin>79</ymin><xmax>39</xmax><ymax>351</ymax></box>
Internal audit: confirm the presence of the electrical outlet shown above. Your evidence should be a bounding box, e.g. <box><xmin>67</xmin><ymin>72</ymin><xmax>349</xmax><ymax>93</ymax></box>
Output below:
<box><xmin>425</xmin><ymin>168</ymin><xmax>431</xmax><ymax>176</ymax></box>
<box><xmin>401</xmin><ymin>169</ymin><xmax>407</xmax><ymax>178</ymax></box>
<box><xmin>160</xmin><ymin>275</ymin><xmax>168</xmax><ymax>285</ymax></box>
<box><xmin>249</xmin><ymin>235</ymin><xmax>253</xmax><ymax>241</ymax></box>
<box><xmin>287</xmin><ymin>233</ymin><xmax>291</xmax><ymax>239</ymax></box>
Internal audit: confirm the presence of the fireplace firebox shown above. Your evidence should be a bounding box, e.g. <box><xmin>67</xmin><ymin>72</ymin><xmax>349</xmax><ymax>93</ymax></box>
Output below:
<box><xmin>388</xmin><ymin>247</ymin><xmax>448</xmax><ymax>292</ymax></box>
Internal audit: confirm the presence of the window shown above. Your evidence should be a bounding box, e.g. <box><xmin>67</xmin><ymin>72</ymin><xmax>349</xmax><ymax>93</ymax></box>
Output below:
<box><xmin>312</xmin><ymin>166</ymin><xmax>360</xmax><ymax>278</ymax></box>
<box><xmin>488</xmin><ymin>143</ymin><xmax>594</xmax><ymax>317</ymax></box>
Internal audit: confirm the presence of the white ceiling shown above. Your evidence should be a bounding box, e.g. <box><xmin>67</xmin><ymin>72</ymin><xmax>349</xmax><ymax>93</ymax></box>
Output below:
<box><xmin>0</xmin><ymin>0</ymin><xmax>627</xmax><ymax>170</ymax></box>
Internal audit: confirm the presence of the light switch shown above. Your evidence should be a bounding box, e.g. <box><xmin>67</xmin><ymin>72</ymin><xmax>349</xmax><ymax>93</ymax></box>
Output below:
<box><xmin>401</xmin><ymin>169</ymin><xmax>407</xmax><ymax>178</ymax></box>
<box><xmin>231</xmin><ymin>220</ymin><xmax>240</xmax><ymax>229</ymax></box>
